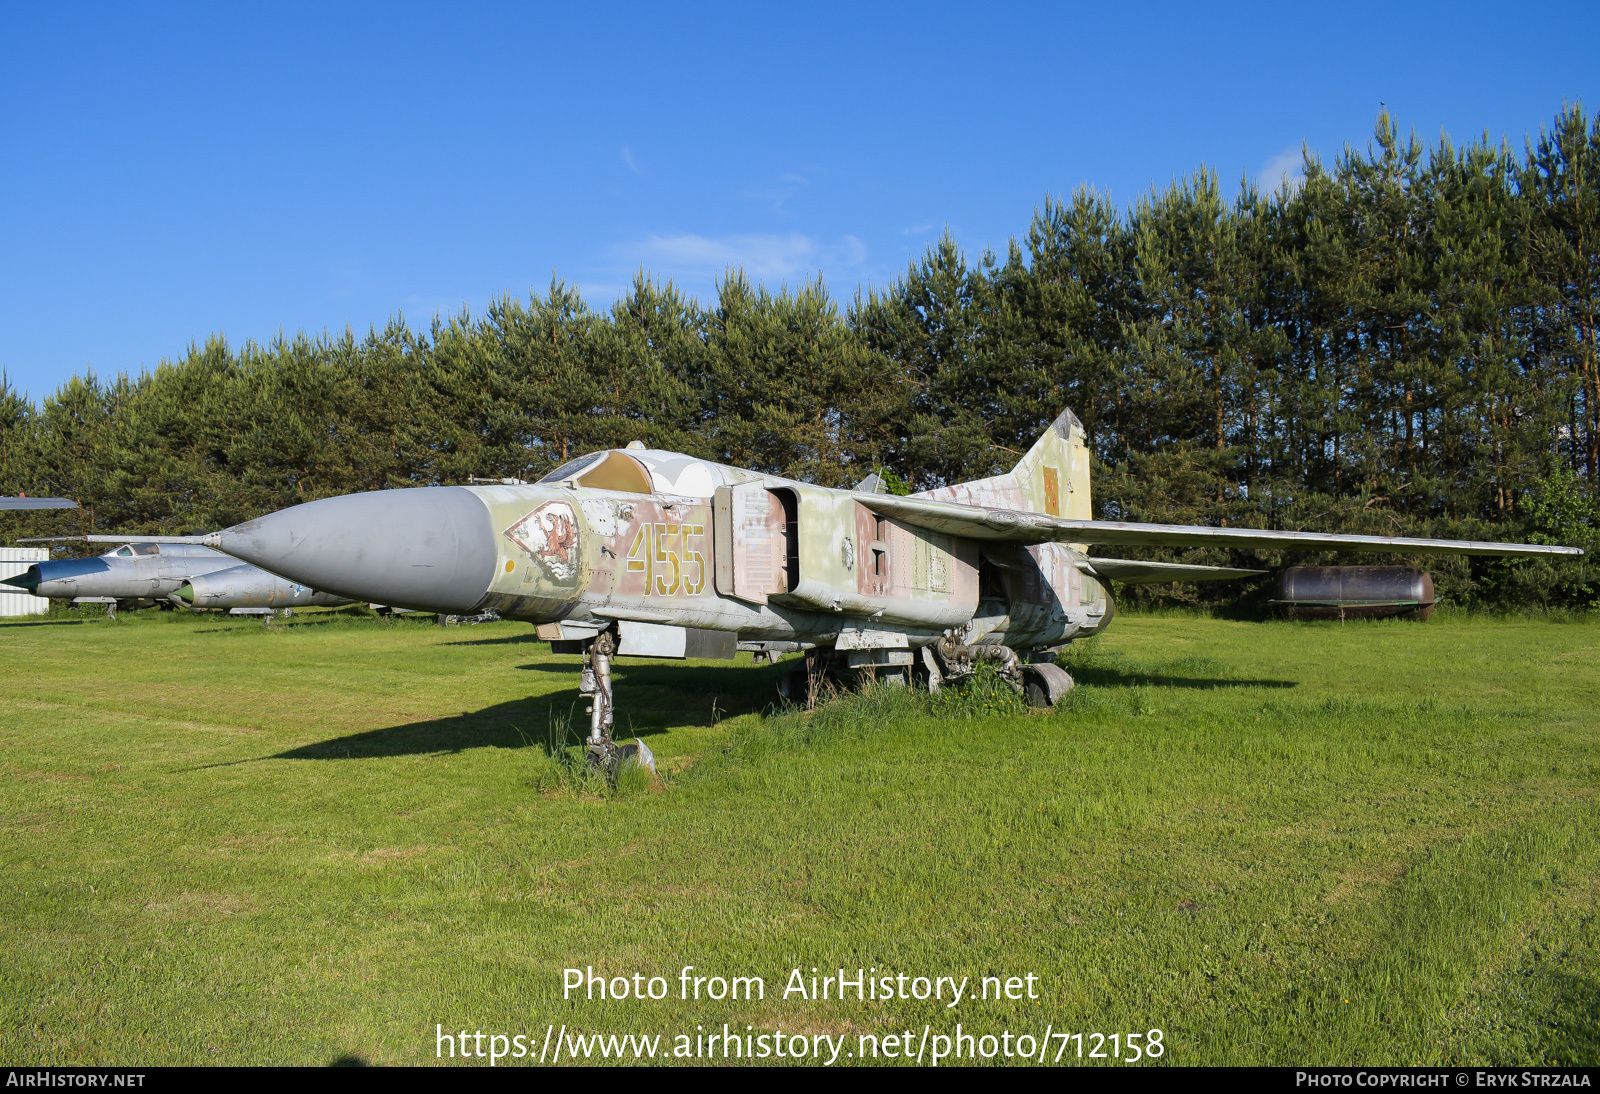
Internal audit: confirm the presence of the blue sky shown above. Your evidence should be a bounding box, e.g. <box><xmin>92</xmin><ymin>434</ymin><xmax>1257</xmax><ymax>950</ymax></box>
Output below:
<box><xmin>2</xmin><ymin>1</ymin><xmax>1596</xmax><ymax>401</ymax></box>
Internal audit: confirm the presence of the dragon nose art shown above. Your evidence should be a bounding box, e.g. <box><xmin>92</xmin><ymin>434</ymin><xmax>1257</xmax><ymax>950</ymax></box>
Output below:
<box><xmin>503</xmin><ymin>498</ymin><xmax>581</xmax><ymax>582</ymax></box>
<box><xmin>208</xmin><ymin>487</ymin><xmax>499</xmax><ymax>614</ymax></box>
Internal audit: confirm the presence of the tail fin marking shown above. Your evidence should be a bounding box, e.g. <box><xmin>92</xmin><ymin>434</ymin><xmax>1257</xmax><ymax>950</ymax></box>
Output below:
<box><xmin>913</xmin><ymin>408</ymin><xmax>1090</xmax><ymax>520</ymax></box>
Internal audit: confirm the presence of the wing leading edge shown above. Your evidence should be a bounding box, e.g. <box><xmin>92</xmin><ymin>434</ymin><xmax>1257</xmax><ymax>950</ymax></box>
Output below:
<box><xmin>1080</xmin><ymin>558</ymin><xmax>1266</xmax><ymax>584</ymax></box>
<box><xmin>860</xmin><ymin>494</ymin><xmax>1584</xmax><ymax>559</ymax></box>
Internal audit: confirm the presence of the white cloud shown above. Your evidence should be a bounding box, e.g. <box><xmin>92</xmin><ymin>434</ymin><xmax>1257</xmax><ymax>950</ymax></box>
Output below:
<box><xmin>574</xmin><ymin>281</ymin><xmax>628</xmax><ymax>304</ymax></box>
<box><xmin>901</xmin><ymin>222</ymin><xmax>936</xmax><ymax>236</ymax></box>
<box><xmin>742</xmin><ymin>184</ymin><xmax>802</xmax><ymax>214</ymax></box>
<box><xmin>623</xmin><ymin>233</ymin><xmax>847</xmax><ymax>280</ymax></box>
<box><xmin>598</xmin><ymin>232</ymin><xmax>872</xmax><ymax>303</ymax></box>
<box><xmin>739</xmin><ymin>168</ymin><xmax>825</xmax><ymax>215</ymax></box>
<box><xmin>403</xmin><ymin>292</ymin><xmax>477</xmax><ymax>323</ymax></box>
<box><xmin>1258</xmin><ymin>146</ymin><xmax>1306</xmax><ymax>193</ymax></box>
<box><xmin>621</xmin><ymin>145</ymin><xmax>640</xmax><ymax>174</ymax></box>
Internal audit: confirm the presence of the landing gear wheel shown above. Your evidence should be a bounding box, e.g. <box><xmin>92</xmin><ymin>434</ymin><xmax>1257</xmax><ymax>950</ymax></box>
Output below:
<box><xmin>617</xmin><ymin>739</ymin><xmax>657</xmax><ymax>774</ymax></box>
<box><xmin>1025</xmin><ymin>678</ymin><xmax>1050</xmax><ymax>709</ymax></box>
<box><xmin>1020</xmin><ymin>663</ymin><xmax>1075</xmax><ymax>708</ymax></box>
<box><xmin>586</xmin><ymin>738</ymin><xmax>657</xmax><ymax>777</ymax></box>
<box><xmin>778</xmin><ymin>650</ymin><xmax>830</xmax><ymax>709</ymax></box>
<box><xmin>586</xmin><ymin>738</ymin><xmax>620</xmax><ymax>771</ymax></box>
<box><xmin>779</xmin><ymin>667</ymin><xmax>810</xmax><ymax>705</ymax></box>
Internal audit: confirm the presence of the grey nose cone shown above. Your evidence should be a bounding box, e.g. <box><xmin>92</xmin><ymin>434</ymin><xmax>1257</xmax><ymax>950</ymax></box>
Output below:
<box><xmin>208</xmin><ymin>487</ymin><xmax>498</xmax><ymax>614</ymax></box>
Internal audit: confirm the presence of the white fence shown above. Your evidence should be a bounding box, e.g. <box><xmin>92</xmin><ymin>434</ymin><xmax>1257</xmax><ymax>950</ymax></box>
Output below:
<box><xmin>0</xmin><ymin>547</ymin><xmax>49</xmax><ymax>617</ymax></box>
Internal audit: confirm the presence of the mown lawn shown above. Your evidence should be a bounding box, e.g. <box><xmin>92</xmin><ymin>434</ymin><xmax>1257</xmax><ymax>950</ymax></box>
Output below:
<box><xmin>1</xmin><ymin>606</ymin><xmax>1596</xmax><ymax>1066</ymax></box>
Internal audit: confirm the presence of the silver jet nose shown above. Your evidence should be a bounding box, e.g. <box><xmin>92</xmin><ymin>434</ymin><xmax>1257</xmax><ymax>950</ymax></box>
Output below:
<box><xmin>207</xmin><ymin>487</ymin><xmax>498</xmax><ymax>614</ymax></box>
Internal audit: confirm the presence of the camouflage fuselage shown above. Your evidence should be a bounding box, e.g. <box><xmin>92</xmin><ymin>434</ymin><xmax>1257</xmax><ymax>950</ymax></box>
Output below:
<box><xmin>204</xmin><ymin>410</ymin><xmax>1582</xmax><ymax>653</ymax></box>
<box><xmin>463</xmin><ymin>454</ymin><xmax>1111</xmax><ymax>650</ymax></box>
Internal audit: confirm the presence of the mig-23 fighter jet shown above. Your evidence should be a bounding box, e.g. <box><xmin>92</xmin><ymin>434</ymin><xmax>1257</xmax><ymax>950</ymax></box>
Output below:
<box><xmin>201</xmin><ymin>409</ymin><xmax>1582</xmax><ymax>765</ymax></box>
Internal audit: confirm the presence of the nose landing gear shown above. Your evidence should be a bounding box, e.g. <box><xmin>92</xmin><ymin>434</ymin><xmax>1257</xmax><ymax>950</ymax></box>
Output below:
<box><xmin>579</xmin><ymin>630</ymin><xmax>656</xmax><ymax>774</ymax></box>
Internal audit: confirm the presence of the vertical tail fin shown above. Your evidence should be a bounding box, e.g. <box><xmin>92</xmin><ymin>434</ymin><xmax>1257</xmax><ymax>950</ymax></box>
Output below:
<box><xmin>911</xmin><ymin>409</ymin><xmax>1091</xmax><ymax>518</ymax></box>
<box><xmin>1011</xmin><ymin>409</ymin><xmax>1091</xmax><ymax>518</ymax></box>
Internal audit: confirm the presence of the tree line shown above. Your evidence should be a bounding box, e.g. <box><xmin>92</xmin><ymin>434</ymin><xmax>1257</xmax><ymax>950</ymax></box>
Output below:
<box><xmin>3</xmin><ymin>107</ymin><xmax>1598</xmax><ymax>609</ymax></box>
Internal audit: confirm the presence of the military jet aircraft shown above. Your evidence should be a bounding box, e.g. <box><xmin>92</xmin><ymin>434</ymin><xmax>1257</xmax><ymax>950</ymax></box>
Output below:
<box><xmin>203</xmin><ymin>409</ymin><xmax>1581</xmax><ymax>762</ymax></box>
<box><xmin>3</xmin><ymin>537</ymin><xmax>350</xmax><ymax>615</ymax></box>
<box><xmin>170</xmin><ymin>562</ymin><xmax>353</xmax><ymax>613</ymax></box>
<box><xmin>0</xmin><ymin>496</ymin><xmax>78</xmax><ymax>510</ymax></box>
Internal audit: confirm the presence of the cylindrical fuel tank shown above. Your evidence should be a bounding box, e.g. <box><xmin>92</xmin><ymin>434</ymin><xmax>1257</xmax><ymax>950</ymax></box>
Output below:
<box><xmin>1273</xmin><ymin>566</ymin><xmax>1434</xmax><ymax>621</ymax></box>
<box><xmin>176</xmin><ymin>564</ymin><xmax>352</xmax><ymax>610</ymax></box>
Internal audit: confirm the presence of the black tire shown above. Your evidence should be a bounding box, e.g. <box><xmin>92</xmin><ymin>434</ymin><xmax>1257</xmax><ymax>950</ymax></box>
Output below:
<box><xmin>779</xmin><ymin>667</ymin><xmax>809</xmax><ymax>704</ymax></box>
<box><xmin>1025</xmin><ymin>678</ymin><xmax>1051</xmax><ymax>709</ymax></box>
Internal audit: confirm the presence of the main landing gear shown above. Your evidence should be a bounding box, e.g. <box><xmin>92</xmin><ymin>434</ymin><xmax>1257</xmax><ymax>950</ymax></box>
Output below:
<box><xmin>928</xmin><ymin>634</ymin><xmax>1074</xmax><ymax>708</ymax></box>
<box><xmin>779</xmin><ymin>637</ymin><xmax>1075</xmax><ymax>710</ymax></box>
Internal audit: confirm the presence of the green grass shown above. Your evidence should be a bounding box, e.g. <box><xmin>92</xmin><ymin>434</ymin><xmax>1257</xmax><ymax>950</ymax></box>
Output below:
<box><xmin>1</xmin><ymin>606</ymin><xmax>1596</xmax><ymax>1066</ymax></box>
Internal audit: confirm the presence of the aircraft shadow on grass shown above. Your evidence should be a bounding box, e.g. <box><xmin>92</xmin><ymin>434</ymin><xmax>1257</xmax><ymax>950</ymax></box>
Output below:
<box><xmin>264</xmin><ymin>655</ymin><xmax>1292</xmax><ymax>763</ymax></box>
<box><xmin>271</xmin><ymin>661</ymin><xmax>790</xmax><ymax>762</ymax></box>
<box><xmin>1067</xmin><ymin>664</ymin><xmax>1297</xmax><ymax>690</ymax></box>
<box><xmin>443</xmin><ymin>632</ymin><xmax>548</xmax><ymax>647</ymax></box>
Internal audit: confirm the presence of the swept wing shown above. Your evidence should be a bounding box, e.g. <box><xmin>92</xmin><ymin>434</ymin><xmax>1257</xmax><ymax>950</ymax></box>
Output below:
<box><xmin>860</xmin><ymin>495</ymin><xmax>1583</xmax><ymax>559</ymax></box>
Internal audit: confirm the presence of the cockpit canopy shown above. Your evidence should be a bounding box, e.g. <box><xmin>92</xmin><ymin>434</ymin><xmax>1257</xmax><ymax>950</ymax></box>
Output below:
<box><xmin>100</xmin><ymin>542</ymin><xmax>222</xmax><ymax>559</ymax></box>
<box><xmin>537</xmin><ymin>451</ymin><xmax>654</xmax><ymax>493</ymax></box>
<box><xmin>535</xmin><ymin>448</ymin><xmax>732</xmax><ymax>497</ymax></box>
<box><xmin>535</xmin><ymin>452</ymin><xmax>605</xmax><ymax>485</ymax></box>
